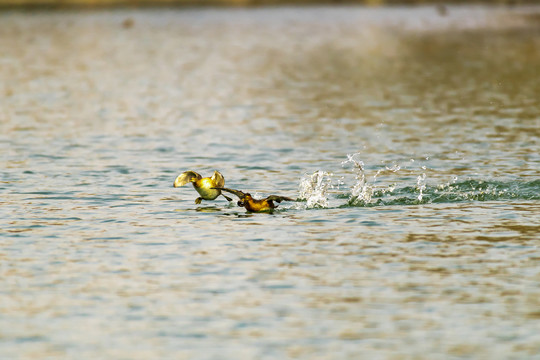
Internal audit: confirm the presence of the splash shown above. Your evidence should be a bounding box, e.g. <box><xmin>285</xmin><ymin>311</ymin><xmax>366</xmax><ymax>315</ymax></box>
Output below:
<box><xmin>429</xmin><ymin>179</ymin><xmax>539</xmax><ymax>203</ymax></box>
<box><xmin>416</xmin><ymin>172</ymin><xmax>427</xmax><ymax>202</ymax></box>
<box><xmin>296</xmin><ymin>154</ymin><xmax>540</xmax><ymax>210</ymax></box>
<box><xmin>340</xmin><ymin>153</ymin><xmax>432</xmax><ymax>206</ymax></box>
<box><xmin>298</xmin><ymin>170</ymin><xmax>333</xmax><ymax>208</ymax></box>
<box><xmin>342</xmin><ymin>153</ymin><xmax>373</xmax><ymax>205</ymax></box>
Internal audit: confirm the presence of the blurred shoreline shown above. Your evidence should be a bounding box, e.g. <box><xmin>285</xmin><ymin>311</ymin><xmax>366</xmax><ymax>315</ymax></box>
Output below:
<box><xmin>0</xmin><ymin>0</ymin><xmax>536</xmax><ymax>10</ymax></box>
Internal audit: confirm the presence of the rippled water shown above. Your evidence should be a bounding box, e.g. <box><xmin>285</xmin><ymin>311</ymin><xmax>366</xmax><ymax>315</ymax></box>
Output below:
<box><xmin>1</xmin><ymin>5</ymin><xmax>540</xmax><ymax>359</ymax></box>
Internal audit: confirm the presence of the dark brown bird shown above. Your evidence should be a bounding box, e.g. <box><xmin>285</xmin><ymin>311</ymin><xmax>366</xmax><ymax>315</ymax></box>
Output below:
<box><xmin>213</xmin><ymin>187</ymin><xmax>295</xmax><ymax>212</ymax></box>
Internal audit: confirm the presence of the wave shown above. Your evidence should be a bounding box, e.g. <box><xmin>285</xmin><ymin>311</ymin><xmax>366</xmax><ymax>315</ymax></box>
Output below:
<box><xmin>297</xmin><ymin>153</ymin><xmax>539</xmax><ymax>209</ymax></box>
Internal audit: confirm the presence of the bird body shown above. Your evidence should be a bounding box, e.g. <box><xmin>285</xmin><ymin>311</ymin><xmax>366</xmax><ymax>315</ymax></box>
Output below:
<box><xmin>213</xmin><ymin>187</ymin><xmax>295</xmax><ymax>212</ymax></box>
<box><xmin>173</xmin><ymin>170</ymin><xmax>232</xmax><ymax>204</ymax></box>
<box><xmin>193</xmin><ymin>177</ymin><xmax>221</xmax><ymax>200</ymax></box>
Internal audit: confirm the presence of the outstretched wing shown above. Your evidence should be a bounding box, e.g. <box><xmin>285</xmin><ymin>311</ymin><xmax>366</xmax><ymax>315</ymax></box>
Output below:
<box><xmin>211</xmin><ymin>170</ymin><xmax>226</xmax><ymax>187</ymax></box>
<box><xmin>266</xmin><ymin>195</ymin><xmax>295</xmax><ymax>203</ymax></box>
<box><xmin>212</xmin><ymin>187</ymin><xmax>246</xmax><ymax>199</ymax></box>
<box><xmin>173</xmin><ymin>170</ymin><xmax>201</xmax><ymax>187</ymax></box>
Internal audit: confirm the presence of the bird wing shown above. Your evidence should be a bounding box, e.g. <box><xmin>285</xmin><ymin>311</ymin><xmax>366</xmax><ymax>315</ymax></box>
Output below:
<box><xmin>211</xmin><ymin>170</ymin><xmax>226</xmax><ymax>187</ymax></box>
<box><xmin>213</xmin><ymin>187</ymin><xmax>246</xmax><ymax>199</ymax></box>
<box><xmin>266</xmin><ymin>195</ymin><xmax>295</xmax><ymax>203</ymax></box>
<box><xmin>173</xmin><ymin>170</ymin><xmax>201</xmax><ymax>187</ymax></box>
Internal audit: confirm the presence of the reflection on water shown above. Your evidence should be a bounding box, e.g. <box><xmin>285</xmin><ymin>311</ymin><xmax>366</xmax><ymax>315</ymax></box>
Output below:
<box><xmin>1</xmin><ymin>5</ymin><xmax>540</xmax><ymax>359</ymax></box>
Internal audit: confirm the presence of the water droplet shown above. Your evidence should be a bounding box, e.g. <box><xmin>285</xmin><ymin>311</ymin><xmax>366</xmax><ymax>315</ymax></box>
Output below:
<box><xmin>298</xmin><ymin>170</ymin><xmax>332</xmax><ymax>208</ymax></box>
<box><xmin>416</xmin><ymin>173</ymin><xmax>427</xmax><ymax>202</ymax></box>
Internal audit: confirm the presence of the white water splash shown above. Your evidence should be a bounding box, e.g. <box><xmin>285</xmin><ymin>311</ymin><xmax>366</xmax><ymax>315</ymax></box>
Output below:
<box><xmin>342</xmin><ymin>153</ymin><xmax>374</xmax><ymax>205</ymax></box>
<box><xmin>416</xmin><ymin>173</ymin><xmax>427</xmax><ymax>202</ymax></box>
<box><xmin>298</xmin><ymin>170</ymin><xmax>333</xmax><ymax>208</ymax></box>
<box><xmin>295</xmin><ymin>154</ymin><xmax>436</xmax><ymax>209</ymax></box>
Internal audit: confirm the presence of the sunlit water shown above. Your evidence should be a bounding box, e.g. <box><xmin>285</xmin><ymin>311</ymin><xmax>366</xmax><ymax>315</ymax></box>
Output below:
<box><xmin>1</xmin><ymin>5</ymin><xmax>540</xmax><ymax>359</ymax></box>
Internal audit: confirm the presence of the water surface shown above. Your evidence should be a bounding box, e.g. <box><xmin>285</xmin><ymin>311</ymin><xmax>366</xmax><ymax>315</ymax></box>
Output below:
<box><xmin>1</xmin><ymin>5</ymin><xmax>540</xmax><ymax>359</ymax></box>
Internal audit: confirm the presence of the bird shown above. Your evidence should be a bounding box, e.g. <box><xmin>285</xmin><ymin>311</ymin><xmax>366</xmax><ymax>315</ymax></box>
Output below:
<box><xmin>173</xmin><ymin>170</ymin><xmax>232</xmax><ymax>204</ymax></box>
<box><xmin>213</xmin><ymin>187</ymin><xmax>295</xmax><ymax>212</ymax></box>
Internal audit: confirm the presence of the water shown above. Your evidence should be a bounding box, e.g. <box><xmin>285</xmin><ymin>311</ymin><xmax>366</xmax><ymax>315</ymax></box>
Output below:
<box><xmin>1</xmin><ymin>5</ymin><xmax>540</xmax><ymax>359</ymax></box>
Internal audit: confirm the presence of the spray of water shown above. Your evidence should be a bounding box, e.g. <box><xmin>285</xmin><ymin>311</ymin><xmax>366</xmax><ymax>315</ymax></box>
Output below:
<box><xmin>342</xmin><ymin>153</ymin><xmax>374</xmax><ymax>205</ymax></box>
<box><xmin>294</xmin><ymin>154</ymin><xmax>535</xmax><ymax>210</ymax></box>
<box><xmin>416</xmin><ymin>173</ymin><xmax>427</xmax><ymax>202</ymax></box>
<box><xmin>298</xmin><ymin>170</ymin><xmax>333</xmax><ymax>208</ymax></box>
